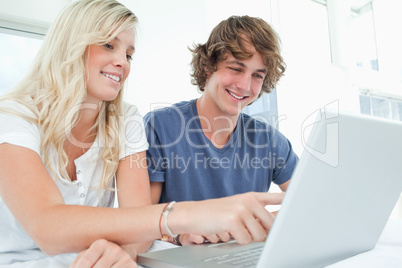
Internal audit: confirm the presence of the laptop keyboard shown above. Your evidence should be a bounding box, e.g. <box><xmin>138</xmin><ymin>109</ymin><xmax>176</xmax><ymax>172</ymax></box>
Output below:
<box><xmin>202</xmin><ymin>246</ymin><xmax>263</xmax><ymax>267</ymax></box>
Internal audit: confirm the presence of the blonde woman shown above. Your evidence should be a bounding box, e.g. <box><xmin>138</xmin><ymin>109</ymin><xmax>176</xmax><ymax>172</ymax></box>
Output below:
<box><xmin>0</xmin><ymin>0</ymin><xmax>282</xmax><ymax>267</ymax></box>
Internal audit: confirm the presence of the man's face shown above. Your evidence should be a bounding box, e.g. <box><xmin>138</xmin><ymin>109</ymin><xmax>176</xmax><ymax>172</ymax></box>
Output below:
<box><xmin>203</xmin><ymin>46</ymin><xmax>266</xmax><ymax>118</ymax></box>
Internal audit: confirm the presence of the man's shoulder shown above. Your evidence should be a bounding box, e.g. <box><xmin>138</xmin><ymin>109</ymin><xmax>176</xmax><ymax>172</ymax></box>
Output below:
<box><xmin>144</xmin><ymin>99</ymin><xmax>196</xmax><ymax>124</ymax></box>
<box><xmin>240</xmin><ymin>113</ymin><xmax>274</xmax><ymax>129</ymax></box>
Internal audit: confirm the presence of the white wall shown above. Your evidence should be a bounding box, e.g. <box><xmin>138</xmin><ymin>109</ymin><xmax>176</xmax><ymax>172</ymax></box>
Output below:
<box><xmin>0</xmin><ymin>0</ymin><xmax>68</xmax><ymax>30</ymax></box>
<box><xmin>1</xmin><ymin>0</ymin><xmax>394</xmax><ymax>155</ymax></box>
<box><xmin>0</xmin><ymin>0</ymin><xmax>68</xmax><ymax>21</ymax></box>
<box><xmin>121</xmin><ymin>0</ymin><xmax>274</xmax><ymax>116</ymax></box>
<box><xmin>0</xmin><ymin>0</ymin><xmax>277</xmax><ymax>114</ymax></box>
<box><xmin>119</xmin><ymin>0</ymin><xmax>205</xmax><ymax>115</ymax></box>
<box><xmin>0</xmin><ymin>0</ymin><xmax>362</xmax><ymax>154</ymax></box>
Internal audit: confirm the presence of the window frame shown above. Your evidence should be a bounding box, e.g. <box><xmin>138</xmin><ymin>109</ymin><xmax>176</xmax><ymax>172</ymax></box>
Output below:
<box><xmin>0</xmin><ymin>12</ymin><xmax>48</xmax><ymax>39</ymax></box>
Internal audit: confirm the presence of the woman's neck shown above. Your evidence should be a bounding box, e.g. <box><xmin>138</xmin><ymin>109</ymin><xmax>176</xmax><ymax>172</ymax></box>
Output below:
<box><xmin>66</xmin><ymin>101</ymin><xmax>102</xmax><ymax>149</ymax></box>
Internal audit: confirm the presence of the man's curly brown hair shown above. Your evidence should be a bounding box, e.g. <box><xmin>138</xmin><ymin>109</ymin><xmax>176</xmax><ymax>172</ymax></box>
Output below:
<box><xmin>190</xmin><ymin>15</ymin><xmax>286</xmax><ymax>99</ymax></box>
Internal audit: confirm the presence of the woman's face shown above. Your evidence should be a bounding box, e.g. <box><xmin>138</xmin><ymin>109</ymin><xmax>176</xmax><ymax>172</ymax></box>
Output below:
<box><xmin>85</xmin><ymin>28</ymin><xmax>135</xmax><ymax>103</ymax></box>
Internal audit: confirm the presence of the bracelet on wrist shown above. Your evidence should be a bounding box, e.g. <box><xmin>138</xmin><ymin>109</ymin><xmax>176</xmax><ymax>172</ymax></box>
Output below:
<box><xmin>172</xmin><ymin>234</ymin><xmax>182</xmax><ymax>246</ymax></box>
<box><xmin>159</xmin><ymin>201</ymin><xmax>177</xmax><ymax>241</ymax></box>
<box><xmin>159</xmin><ymin>203</ymin><xmax>170</xmax><ymax>241</ymax></box>
<box><xmin>163</xmin><ymin>201</ymin><xmax>178</xmax><ymax>239</ymax></box>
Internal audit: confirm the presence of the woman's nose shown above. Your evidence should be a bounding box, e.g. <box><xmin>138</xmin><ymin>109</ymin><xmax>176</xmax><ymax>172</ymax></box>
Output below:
<box><xmin>113</xmin><ymin>51</ymin><xmax>129</xmax><ymax>69</ymax></box>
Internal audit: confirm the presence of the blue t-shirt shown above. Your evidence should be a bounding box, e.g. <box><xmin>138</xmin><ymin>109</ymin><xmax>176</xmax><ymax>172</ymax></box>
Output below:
<box><xmin>144</xmin><ymin>99</ymin><xmax>298</xmax><ymax>203</ymax></box>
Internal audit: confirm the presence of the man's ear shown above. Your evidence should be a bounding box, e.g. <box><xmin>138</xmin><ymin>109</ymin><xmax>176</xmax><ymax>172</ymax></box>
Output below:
<box><xmin>205</xmin><ymin>66</ymin><xmax>213</xmax><ymax>80</ymax></box>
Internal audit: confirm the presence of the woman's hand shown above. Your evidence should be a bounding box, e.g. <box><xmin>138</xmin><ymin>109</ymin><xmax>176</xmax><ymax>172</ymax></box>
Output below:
<box><xmin>70</xmin><ymin>239</ymin><xmax>137</xmax><ymax>268</ymax></box>
<box><xmin>169</xmin><ymin>192</ymin><xmax>285</xmax><ymax>245</ymax></box>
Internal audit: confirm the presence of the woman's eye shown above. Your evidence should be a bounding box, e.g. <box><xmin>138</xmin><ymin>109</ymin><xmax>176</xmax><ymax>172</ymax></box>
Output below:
<box><xmin>126</xmin><ymin>55</ymin><xmax>133</xmax><ymax>61</ymax></box>
<box><xmin>104</xmin><ymin>43</ymin><xmax>113</xmax><ymax>49</ymax></box>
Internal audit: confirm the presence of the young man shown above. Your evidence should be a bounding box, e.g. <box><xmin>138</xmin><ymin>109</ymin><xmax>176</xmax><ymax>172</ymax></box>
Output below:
<box><xmin>144</xmin><ymin>15</ymin><xmax>298</xmax><ymax>244</ymax></box>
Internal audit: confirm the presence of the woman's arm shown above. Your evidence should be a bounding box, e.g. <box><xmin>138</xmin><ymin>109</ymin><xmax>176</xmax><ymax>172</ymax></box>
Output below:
<box><xmin>115</xmin><ymin>151</ymin><xmax>154</xmax><ymax>254</ymax></box>
<box><xmin>150</xmin><ymin>182</ymin><xmax>163</xmax><ymax>204</ymax></box>
<box><xmin>0</xmin><ymin>144</ymin><xmax>282</xmax><ymax>255</ymax></box>
<box><xmin>116</xmin><ymin>151</ymin><xmax>152</xmax><ymax>207</ymax></box>
<box><xmin>0</xmin><ymin>144</ymin><xmax>162</xmax><ymax>255</ymax></box>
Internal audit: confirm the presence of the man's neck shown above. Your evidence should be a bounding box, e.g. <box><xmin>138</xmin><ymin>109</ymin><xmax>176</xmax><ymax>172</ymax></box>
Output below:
<box><xmin>196</xmin><ymin>97</ymin><xmax>239</xmax><ymax>148</ymax></box>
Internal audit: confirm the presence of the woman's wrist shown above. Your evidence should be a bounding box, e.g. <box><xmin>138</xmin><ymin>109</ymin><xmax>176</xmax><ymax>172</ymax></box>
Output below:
<box><xmin>161</xmin><ymin>201</ymin><xmax>193</xmax><ymax>237</ymax></box>
<box><xmin>159</xmin><ymin>203</ymin><xmax>171</xmax><ymax>241</ymax></box>
<box><xmin>163</xmin><ymin>201</ymin><xmax>178</xmax><ymax>239</ymax></box>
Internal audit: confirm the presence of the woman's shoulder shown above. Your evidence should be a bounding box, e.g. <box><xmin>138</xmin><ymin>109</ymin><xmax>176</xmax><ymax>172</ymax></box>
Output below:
<box><xmin>0</xmin><ymin>97</ymin><xmax>37</xmax><ymax>117</ymax></box>
<box><xmin>122</xmin><ymin>102</ymin><xmax>142</xmax><ymax>117</ymax></box>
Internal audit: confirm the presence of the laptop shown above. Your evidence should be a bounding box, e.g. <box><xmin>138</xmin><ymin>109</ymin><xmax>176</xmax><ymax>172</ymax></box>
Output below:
<box><xmin>138</xmin><ymin>108</ymin><xmax>402</xmax><ymax>268</ymax></box>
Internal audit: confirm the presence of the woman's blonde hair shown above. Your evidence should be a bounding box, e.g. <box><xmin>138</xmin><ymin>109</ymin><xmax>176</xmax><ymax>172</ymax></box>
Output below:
<box><xmin>0</xmin><ymin>0</ymin><xmax>138</xmax><ymax>192</ymax></box>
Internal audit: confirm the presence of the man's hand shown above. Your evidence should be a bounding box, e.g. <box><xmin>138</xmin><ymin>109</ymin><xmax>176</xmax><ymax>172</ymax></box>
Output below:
<box><xmin>179</xmin><ymin>232</ymin><xmax>232</xmax><ymax>245</ymax></box>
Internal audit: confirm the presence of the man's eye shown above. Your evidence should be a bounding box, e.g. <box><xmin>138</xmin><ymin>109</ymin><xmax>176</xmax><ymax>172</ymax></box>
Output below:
<box><xmin>229</xmin><ymin>67</ymin><xmax>241</xmax><ymax>72</ymax></box>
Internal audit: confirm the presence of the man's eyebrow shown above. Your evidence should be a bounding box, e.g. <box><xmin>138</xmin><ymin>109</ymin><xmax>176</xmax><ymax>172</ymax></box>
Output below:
<box><xmin>227</xmin><ymin>60</ymin><xmax>267</xmax><ymax>74</ymax></box>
